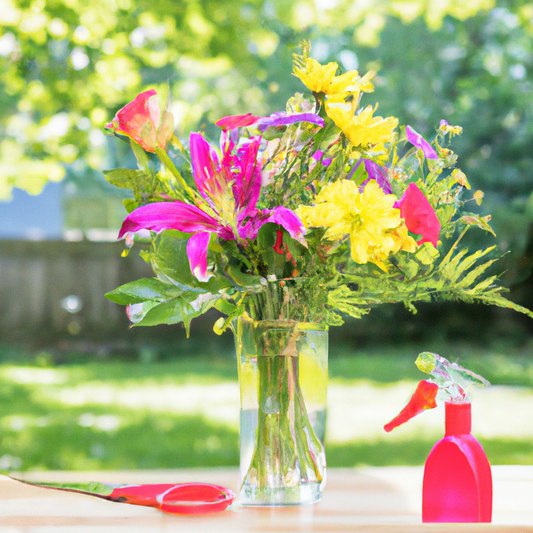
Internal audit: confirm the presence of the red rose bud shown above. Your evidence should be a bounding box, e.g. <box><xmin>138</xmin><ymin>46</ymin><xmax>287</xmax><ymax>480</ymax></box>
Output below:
<box><xmin>106</xmin><ymin>90</ymin><xmax>174</xmax><ymax>153</ymax></box>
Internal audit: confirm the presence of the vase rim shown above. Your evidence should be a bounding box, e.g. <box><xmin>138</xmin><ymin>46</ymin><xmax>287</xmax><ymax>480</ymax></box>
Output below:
<box><xmin>233</xmin><ymin>317</ymin><xmax>328</xmax><ymax>332</ymax></box>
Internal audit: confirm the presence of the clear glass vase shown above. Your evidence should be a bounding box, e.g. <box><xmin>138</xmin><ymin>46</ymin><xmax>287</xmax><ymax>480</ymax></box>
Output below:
<box><xmin>233</xmin><ymin>317</ymin><xmax>328</xmax><ymax>506</ymax></box>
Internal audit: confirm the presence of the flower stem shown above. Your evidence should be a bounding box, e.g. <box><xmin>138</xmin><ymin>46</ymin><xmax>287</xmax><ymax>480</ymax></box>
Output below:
<box><xmin>239</xmin><ymin>323</ymin><xmax>325</xmax><ymax>503</ymax></box>
<box><xmin>243</xmin><ymin>352</ymin><xmax>323</xmax><ymax>495</ymax></box>
<box><xmin>155</xmin><ymin>147</ymin><xmax>201</xmax><ymax>203</ymax></box>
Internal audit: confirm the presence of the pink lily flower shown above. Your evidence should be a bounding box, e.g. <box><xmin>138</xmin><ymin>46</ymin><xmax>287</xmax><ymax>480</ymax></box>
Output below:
<box><xmin>119</xmin><ymin>132</ymin><xmax>306</xmax><ymax>282</ymax></box>
<box><xmin>394</xmin><ymin>183</ymin><xmax>441</xmax><ymax>247</ymax></box>
<box><xmin>105</xmin><ymin>90</ymin><xmax>174</xmax><ymax>153</ymax></box>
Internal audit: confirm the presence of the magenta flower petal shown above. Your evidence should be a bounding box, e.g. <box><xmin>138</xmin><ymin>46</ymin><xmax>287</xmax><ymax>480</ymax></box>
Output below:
<box><xmin>406</xmin><ymin>126</ymin><xmax>438</xmax><ymax>160</ymax></box>
<box><xmin>394</xmin><ymin>183</ymin><xmax>441</xmax><ymax>247</ymax></box>
<box><xmin>228</xmin><ymin>137</ymin><xmax>262</xmax><ymax>218</ymax></box>
<box><xmin>118</xmin><ymin>201</ymin><xmax>221</xmax><ymax>239</ymax></box>
<box><xmin>186</xmin><ymin>231</ymin><xmax>213</xmax><ymax>282</ymax></box>
<box><xmin>191</xmin><ymin>132</ymin><xmax>262</xmax><ymax>219</ymax></box>
<box><xmin>267</xmin><ymin>207</ymin><xmax>306</xmax><ymax>243</ymax></box>
<box><xmin>189</xmin><ymin>132</ymin><xmax>219</xmax><ymax>200</ymax></box>
<box><xmin>239</xmin><ymin>206</ymin><xmax>306</xmax><ymax>245</ymax></box>
<box><xmin>215</xmin><ymin>114</ymin><xmax>260</xmax><ymax>130</ymax></box>
<box><xmin>257</xmin><ymin>112</ymin><xmax>325</xmax><ymax>132</ymax></box>
<box><xmin>361</xmin><ymin>159</ymin><xmax>392</xmax><ymax>194</ymax></box>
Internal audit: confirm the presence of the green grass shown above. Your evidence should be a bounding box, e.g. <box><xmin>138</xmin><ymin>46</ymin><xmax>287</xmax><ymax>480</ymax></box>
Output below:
<box><xmin>1</xmin><ymin>342</ymin><xmax>533</xmax><ymax>471</ymax></box>
<box><xmin>327</xmin><ymin>438</ymin><xmax>533</xmax><ymax>467</ymax></box>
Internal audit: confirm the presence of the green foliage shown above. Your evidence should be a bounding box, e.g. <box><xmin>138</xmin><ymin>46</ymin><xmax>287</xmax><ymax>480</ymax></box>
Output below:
<box><xmin>106</xmin><ymin>230</ymin><xmax>234</xmax><ymax>333</ymax></box>
<box><xmin>0</xmin><ymin>0</ymin><xmax>514</xmax><ymax>201</ymax></box>
<box><xmin>105</xmin><ymin>277</ymin><xmax>183</xmax><ymax>306</ymax></box>
<box><xmin>333</xmin><ymin>234</ymin><xmax>533</xmax><ymax>321</ymax></box>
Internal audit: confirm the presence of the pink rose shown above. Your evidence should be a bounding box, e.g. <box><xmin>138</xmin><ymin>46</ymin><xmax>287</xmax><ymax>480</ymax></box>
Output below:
<box><xmin>395</xmin><ymin>183</ymin><xmax>441</xmax><ymax>247</ymax></box>
<box><xmin>106</xmin><ymin>90</ymin><xmax>174</xmax><ymax>153</ymax></box>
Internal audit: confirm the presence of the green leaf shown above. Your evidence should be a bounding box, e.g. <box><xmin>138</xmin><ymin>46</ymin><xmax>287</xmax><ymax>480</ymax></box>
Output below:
<box><xmin>215</xmin><ymin>299</ymin><xmax>238</xmax><ymax>316</ymax></box>
<box><xmin>103</xmin><ymin>168</ymin><xmax>149</xmax><ymax>190</ymax></box>
<box><xmin>436</xmin><ymin>204</ymin><xmax>455</xmax><ymax>226</ymax></box>
<box><xmin>127</xmin><ymin>300</ymin><xmax>162</xmax><ymax>323</ymax></box>
<box><xmin>456</xmin><ymin>258</ymin><xmax>497</xmax><ymax>289</ymax></box>
<box><xmin>398</xmin><ymin>259</ymin><xmax>420</xmax><ymax>279</ymax></box>
<box><xmin>226</xmin><ymin>265</ymin><xmax>263</xmax><ymax>288</ymax></box>
<box><xmin>449</xmin><ymin>247</ymin><xmax>496</xmax><ymax>285</ymax></box>
<box><xmin>130</xmin><ymin>139</ymin><xmax>153</xmax><ymax>178</ymax></box>
<box><xmin>440</xmin><ymin>248</ymin><xmax>468</xmax><ymax>279</ymax></box>
<box><xmin>134</xmin><ymin>298</ymin><xmax>191</xmax><ymax>326</ymax></box>
<box><xmin>122</xmin><ymin>199</ymin><xmax>138</xmax><ymax>213</ymax></box>
<box><xmin>150</xmin><ymin>230</ymin><xmax>228</xmax><ymax>291</ymax></box>
<box><xmin>415</xmin><ymin>243</ymin><xmax>440</xmax><ymax>265</ymax></box>
<box><xmin>459</xmin><ymin>214</ymin><xmax>496</xmax><ymax>237</ymax></box>
<box><xmin>133</xmin><ymin>291</ymin><xmax>220</xmax><ymax>335</ymax></box>
<box><xmin>105</xmin><ymin>278</ymin><xmax>182</xmax><ymax>305</ymax></box>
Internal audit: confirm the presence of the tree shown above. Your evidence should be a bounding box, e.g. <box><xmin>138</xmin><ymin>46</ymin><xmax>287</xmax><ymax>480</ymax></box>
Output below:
<box><xmin>1</xmin><ymin>0</ymin><xmax>498</xmax><ymax>199</ymax></box>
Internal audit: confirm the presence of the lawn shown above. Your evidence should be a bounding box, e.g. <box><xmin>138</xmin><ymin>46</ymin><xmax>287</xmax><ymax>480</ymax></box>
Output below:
<box><xmin>1</xmin><ymin>341</ymin><xmax>533</xmax><ymax>472</ymax></box>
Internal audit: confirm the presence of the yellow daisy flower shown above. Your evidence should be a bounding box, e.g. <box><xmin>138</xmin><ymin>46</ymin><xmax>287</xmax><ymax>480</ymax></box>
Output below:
<box><xmin>293</xmin><ymin>58</ymin><xmax>375</xmax><ymax>96</ymax></box>
<box><xmin>329</xmin><ymin>70</ymin><xmax>376</xmax><ymax>95</ymax></box>
<box><xmin>325</xmin><ymin>102</ymin><xmax>398</xmax><ymax>148</ymax></box>
<box><xmin>390</xmin><ymin>223</ymin><xmax>418</xmax><ymax>254</ymax></box>
<box><xmin>296</xmin><ymin>180</ymin><xmax>405</xmax><ymax>267</ymax></box>
<box><xmin>293</xmin><ymin>58</ymin><xmax>339</xmax><ymax>94</ymax></box>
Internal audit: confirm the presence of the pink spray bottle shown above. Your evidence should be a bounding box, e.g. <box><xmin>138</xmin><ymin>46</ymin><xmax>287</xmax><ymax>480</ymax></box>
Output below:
<box><xmin>384</xmin><ymin>352</ymin><xmax>492</xmax><ymax>523</ymax></box>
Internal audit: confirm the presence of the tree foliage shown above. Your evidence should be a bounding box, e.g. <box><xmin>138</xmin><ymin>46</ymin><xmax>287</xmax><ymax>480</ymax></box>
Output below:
<box><xmin>0</xmin><ymin>0</ymin><xmax>502</xmax><ymax>198</ymax></box>
<box><xmin>1</xmin><ymin>0</ymin><xmax>532</xmax><ymax>284</ymax></box>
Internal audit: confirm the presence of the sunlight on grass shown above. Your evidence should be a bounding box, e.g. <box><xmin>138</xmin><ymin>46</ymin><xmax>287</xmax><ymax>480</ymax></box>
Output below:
<box><xmin>2</xmin><ymin>348</ymin><xmax>533</xmax><ymax>471</ymax></box>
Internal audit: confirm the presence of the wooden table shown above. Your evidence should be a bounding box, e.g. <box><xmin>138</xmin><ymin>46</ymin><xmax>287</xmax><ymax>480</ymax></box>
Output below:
<box><xmin>1</xmin><ymin>466</ymin><xmax>532</xmax><ymax>532</ymax></box>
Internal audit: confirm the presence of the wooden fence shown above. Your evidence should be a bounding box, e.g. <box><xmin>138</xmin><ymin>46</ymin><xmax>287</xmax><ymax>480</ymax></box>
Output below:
<box><xmin>1</xmin><ymin>240</ymin><xmax>532</xmax><ymax>351</ymax></box>
<box><xmin>0</xmin><ymin>240</ymin><xmax>153</xmax><ymax>345</ymax></box>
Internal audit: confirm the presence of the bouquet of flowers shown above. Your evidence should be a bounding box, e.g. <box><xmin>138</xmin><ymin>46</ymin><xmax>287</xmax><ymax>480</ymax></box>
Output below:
<box><xmin>104</xmin><ymin>41</ymin><xmax>532</xmax><ymax>331</ymax></box>
<box><xmin>103</xmin><ymin>41</ymin><xmax>532</xmax><ymax>505</ymax></box>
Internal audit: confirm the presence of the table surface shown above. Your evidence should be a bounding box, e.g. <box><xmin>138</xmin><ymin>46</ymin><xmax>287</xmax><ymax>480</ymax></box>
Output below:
<box><xmin>1</xmin><ymin>466</ymin><xmax>532</xmax><ymax>532</ymax></box>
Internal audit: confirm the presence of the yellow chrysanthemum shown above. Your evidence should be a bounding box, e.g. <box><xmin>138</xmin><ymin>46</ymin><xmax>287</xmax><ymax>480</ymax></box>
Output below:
<box><xmin>296</xmin><ymin>180</ymin><xmax>405</xmax><ymax>267</ymax></box>
<box><xmin>293</xmin><ymin>58</ymin><xmax>375</xmax><ymax>96</ymax></box>
<box><xmin>325</xmin><ymin>102</ymin><xmax>398</xmax><ymax>148</ymax></box>
<box><xmin>293</xmin><ymin>58</ymin><xmax>339</xmax><ymax>94</ymax></box>
<box><xmin>391</xmin><ymin>223</ymin><xmax>418</xmax><ymax>254</ymax></box>
<box><xmin>328</xmin><ymin>70</ymin><xmax>376</xmax><ymax>95</ymax></box>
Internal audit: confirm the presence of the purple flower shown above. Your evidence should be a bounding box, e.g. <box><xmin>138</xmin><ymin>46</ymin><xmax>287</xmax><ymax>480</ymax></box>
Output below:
<box><xmin>119</xmin><ymin>132</ymin><xmax>306</xmax><ymax>282</ymax></box>
<box><xmin>312</xmin><ymin>150</ymin><xmax>332</xmax><ymax>167</ymax></box>
<box><xmin>360</xmin><ymin>159</ymin><xmax>392</xmax><ymax>194</ymax></box>
<box><xmin>214</xmin><ymin>111</ymin><xmax>325</xmax><ymax>134</ymax></box>
<box><xmin>405</xmin><ymin>126</ymin><xmax>438</xmax><ymax>160</ymax></box>
<box><xmin>239</xmin><ymin>206</ymin><xmax>307</xmax><ymax>244</ymax></box>
<box><xmin>256</xmin><ymin>112</ymin><xmax>325</xmax><ymax>132</ymax></box>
